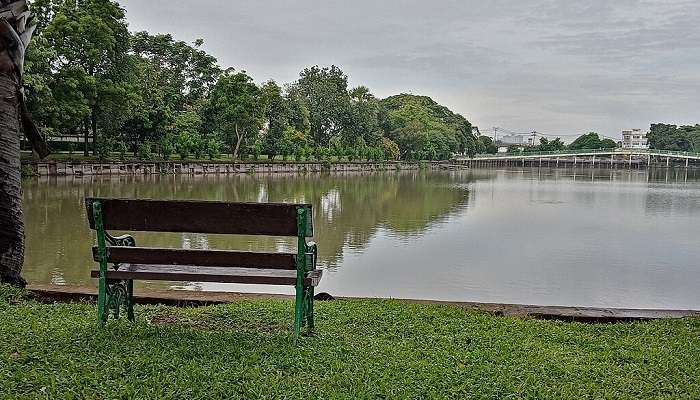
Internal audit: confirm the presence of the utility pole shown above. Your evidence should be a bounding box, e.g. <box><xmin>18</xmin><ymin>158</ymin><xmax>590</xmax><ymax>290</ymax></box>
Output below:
<box><xmin>493</xmin><ymin>127</ymin><xmax>498</xmax><ymax>143</ymax></box>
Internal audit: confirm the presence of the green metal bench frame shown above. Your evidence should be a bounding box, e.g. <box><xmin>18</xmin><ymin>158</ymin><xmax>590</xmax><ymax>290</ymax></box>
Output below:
<box><xmin>88</xmin><ymin>198</ymin><xmax>318</xmax><ymax>341</ymax></box>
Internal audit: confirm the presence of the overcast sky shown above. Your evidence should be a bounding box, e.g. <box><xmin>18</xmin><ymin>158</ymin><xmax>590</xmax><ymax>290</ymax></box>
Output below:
<box><xmin>119</xmin><ymin>0</ymin><xmax>700</xmax><ymax>139</ymax></box>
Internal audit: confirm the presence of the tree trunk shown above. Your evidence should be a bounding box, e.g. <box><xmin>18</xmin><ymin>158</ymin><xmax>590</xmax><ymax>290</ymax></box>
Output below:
<box><xmin>233</xmin><ymin>123</ymin><xmax>243</xmax><ymax>160</ymax></box>
<box><xmin>90</xmin><ymin>106</ymin><xmax>97</xmax><ymax>156</ymax></box>
<box><xmin>0</xmin><ymin>0</ymin><xmax>38</xmax><ymax>287</ymax></box>
<box><xmin>0</xmin><ymin>74</ymin><xmax>25</xmax><ymax>286</ymax></box>
<box><xmin>82</xmin><ymin>119</ymin><xmax>89</xmax><ymax>156</ymax></box>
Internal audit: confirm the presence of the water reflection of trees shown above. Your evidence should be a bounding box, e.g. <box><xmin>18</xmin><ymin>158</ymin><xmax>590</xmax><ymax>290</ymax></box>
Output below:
<box><xmin>644</xmin><ymin>169</ymin><xmax>700</xmax><ymax>217</ymax></box>
<box><xmin>22</xmin><ymin>171</ymin><xmax>474</xmax><ymax>285</ymax></box>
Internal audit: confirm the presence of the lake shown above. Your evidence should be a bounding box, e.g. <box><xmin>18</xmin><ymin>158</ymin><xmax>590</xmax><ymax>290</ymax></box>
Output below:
<box><xmin>22</xmin><ymin>167</ymin><xmax>700</xmax><ymax>309</ymax></box>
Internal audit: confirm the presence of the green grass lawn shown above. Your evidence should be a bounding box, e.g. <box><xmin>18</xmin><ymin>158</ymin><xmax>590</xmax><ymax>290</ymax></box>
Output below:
<box><xmin>1</xmin><ymin>285</ymin><xmax>698</xmax><ymax>399</ymax></box>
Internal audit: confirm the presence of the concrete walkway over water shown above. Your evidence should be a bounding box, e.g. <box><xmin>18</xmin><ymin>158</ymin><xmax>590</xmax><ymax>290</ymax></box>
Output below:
<box><xmin>453</xmin><ymin>148</ymin><xmax>700</xmax><ymax>168</ymax></box>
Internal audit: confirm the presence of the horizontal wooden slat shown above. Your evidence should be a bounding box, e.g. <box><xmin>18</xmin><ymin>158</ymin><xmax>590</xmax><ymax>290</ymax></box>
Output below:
<box><xmin>93</xmin><ymin>247</ymin><xmax>297</xmax><ymax>270</ymax></box>
<box><xmin>85</xmin><ymin>198</ymin><xmax>313</xmax><ymax>236</ymax></box>
<box><xmin>91</xmin><ymin>265</ymin><xmax>322</xmax><ymax>286</ymax></box>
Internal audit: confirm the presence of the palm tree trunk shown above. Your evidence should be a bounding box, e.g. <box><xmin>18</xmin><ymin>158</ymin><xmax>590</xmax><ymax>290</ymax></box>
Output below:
<box><xmin>0</xmin><ymin>74</ymin><xmax>25</xmax><ymax>286</ymax></box>
<box><xmin>0</xmin><ymin>0</ymin><xmax>38</xmax><ymax>287</ymax></box>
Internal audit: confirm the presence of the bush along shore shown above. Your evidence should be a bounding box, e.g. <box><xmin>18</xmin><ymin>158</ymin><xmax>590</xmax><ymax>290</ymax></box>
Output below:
<box><xmin>1</xmin><ymin>285</ymin><xmax>699</xmax><ymax>399</ymax></box>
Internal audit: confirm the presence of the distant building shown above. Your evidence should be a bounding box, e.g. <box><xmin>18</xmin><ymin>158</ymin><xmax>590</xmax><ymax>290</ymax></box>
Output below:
<box><xmin>500</xmin><ymin>134</ymin><xmax>524</xmax><ymax>145</ymax></box>
<box><xmin>621</xmin><ymin>129</ymin><xmax>648</xmax><ymax>149</ymax></box>
<box><xmin>497</xmin><ymin>146</ymin><xmax>508</xmax><ymax>153</ymax></box>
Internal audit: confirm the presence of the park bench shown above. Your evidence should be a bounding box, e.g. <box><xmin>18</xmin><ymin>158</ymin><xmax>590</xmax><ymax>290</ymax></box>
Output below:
<box><xmin>85</xmin><ymin>198</ymin><xmax>321</xmax><ymax>339</ymax></box>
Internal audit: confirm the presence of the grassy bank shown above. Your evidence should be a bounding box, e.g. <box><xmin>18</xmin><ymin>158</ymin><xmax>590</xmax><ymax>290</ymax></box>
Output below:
<box><xmin>1</xmin><ymin>285</ymin><xmax>698</xmax><ymax>399</ymax></box>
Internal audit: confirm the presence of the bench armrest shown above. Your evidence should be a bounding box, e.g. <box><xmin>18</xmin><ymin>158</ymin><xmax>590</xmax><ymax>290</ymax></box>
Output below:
<box><xmin>105</xmin><ymin>232</ymin><xmax>136</xmax><ymax>247</ymax></box>
<box><xmin>306</xmin><ymin>241</ymin><xmax>318</xmax><ymax>271</ymax></box>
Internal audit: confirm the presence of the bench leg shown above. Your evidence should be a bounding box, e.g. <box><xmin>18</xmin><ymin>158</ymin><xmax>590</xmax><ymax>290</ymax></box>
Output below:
<box><xmin>97</xmin><ymin>273</ymin><xmax>107</xmax><ymax>326</ymax></box>
<box><xmin>126</xmin><ymin>279</ymin><xmax>135</xmax><ymax>322</ymax></box>
<box><xmin>294</xmin><ymin>283</ymin><xmax>304</xmax><ymax>342</ymax></box>
<box><xmin>103</xmin><ymin>280</ymin><xmax>130</xmax><ymax>321</ymax></box>
<box><xmin>305</xmin><ymin>286</ymin><xmax>315</xmax><ymax>333</ymax></box>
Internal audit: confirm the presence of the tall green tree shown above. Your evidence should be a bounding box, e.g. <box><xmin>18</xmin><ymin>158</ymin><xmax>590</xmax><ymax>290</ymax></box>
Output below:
<box><xmin>124</xmin><ymin>32</ymin><xmax>220</xmax><ymax>152</ymax></box>
<box><xmin>347</xmin><ymin>85</ymin><xmax>382</xmax><ymax>147</ymax></box>
<box><xmin>260</xmin><ymin>80</ymin><xmax>288</xmax><ymax>156</ymax></box>
<box><xmin>38</xmin><ymin>0</ymin><xmax>131</xmax><ymax>155</ymax></box>
<box><xmin>537</xmin><ymin>137</ymin><xmax>565</xmax><ymax>152</ymax></box>
<box><xmin>648</xmin><ymin>123</ymin><xmax>700</xmax><ymax>151</ymax></box>
<box><xmin>204</xmin><ymin>70</ymin><xmax>263</xmax><ymax>159</ymax></box>
<box><xmin>130</xmin><ymin>32</ymin><xmax>220</xmax><ymax>111</ymax></box>
<box><xmin>293</xmin><ymin>65</ymin><xmax>350</xmax><ymax>147</ymax></box>
<box><xmin>285</xmin><ymin>86</ymin><xmax>310</xmax><ymax>136</ymax></box>
<box><xmin>380</xmin><ymin>94</ymin><xmax>476</xmax><ymax>159</ymax></box>
<box><xmin>569</xmin><ymin>132</ymin><xmax>615</xmax><ymax>150</ymax></box>
<box><xmin>478</xmin><ymin>136</ymin><xmax>498</xmax><ymax>154</ymax></box>
<box><xmin>600</xmin><ymin>138</ymin><xmax>617</xmax><ymax>149</ymax></box>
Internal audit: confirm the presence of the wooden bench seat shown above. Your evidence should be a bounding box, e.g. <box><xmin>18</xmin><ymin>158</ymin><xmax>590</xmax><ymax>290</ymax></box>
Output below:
<box><xmin>85</xmin><ymin>198</ymin><xmax>321</xmax><ymax>340</ymax></box>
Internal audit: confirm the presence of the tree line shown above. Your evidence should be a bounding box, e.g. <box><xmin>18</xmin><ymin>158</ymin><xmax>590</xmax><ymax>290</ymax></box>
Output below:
<box><xmin>647</xmin><ymin>124</ymin><xmax>700</xmax><ymax>152</ymax></box>
<box><xmin>476</xmin><ymin>132</ymin><xmax>618</xmax><ymax>155</ymax></box>
<box><xmin>497</xmin><ymin>126</ymin><xmax>700</xmax><ymax>155</ymax></box>
<box><xmin>24</xmin><ymin>0</ymin><xmax>484</xmax><ymax>162</ymax></box>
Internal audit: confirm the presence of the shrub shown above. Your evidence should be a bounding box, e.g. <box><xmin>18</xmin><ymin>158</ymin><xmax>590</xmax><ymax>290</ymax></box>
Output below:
<box><xmin>160</xmin><ymin>135</ymin><xmax>175</xmax><ymax>160</ymax></box>
<box><xmin>381</xmin><ymin>137</ymin><xmax>401</xmax><ymax>161</ymax></box>
<box><xmin>116</xmin><ymin>142</ymin><xmax>128</xmax><ymax>161</ymax></box>
<box><xmin>250</xmin><ymin>143</ymin><xmax>262</xmax><ymax>161</ymax></box>
<box><xmin>138</xmin><ymin>140</ymin><xmax>154</xmax><ymax>160</ymax></box>
<box><xmin>294</xmin><ymin>146</ymin><xmax>306</xmax><ymax>161</ymax></box>
<box><xmin>177</xmin><ymin>132</ymin><xmax>192</xmax><ymax>160</ymax></box>
<box><xmin>21</xmin><ymin>164</ymin><xmax>36</xmax><ymax>177</ymax></box>
<box><xmin>206</xmin><ymin>138</ymin><xmax>221</xmax><ymax>160</ymax></box>
<box><xmin>95</xmin><ymin>136</ymin><xmax>112</xmax><ymax>160</ymax></box>
<box><xmin>318</xmin><ymin>147</ymin><xmax>331</xmax><ymax>161</ymax></box>
<box><xmin>192</xmin><ymin>135</ymin><xmax>206</xmax><ymax>160</ymax></box>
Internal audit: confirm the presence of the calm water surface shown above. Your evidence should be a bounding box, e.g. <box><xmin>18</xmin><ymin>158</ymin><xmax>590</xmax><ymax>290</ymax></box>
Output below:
<box><xmin>22</xmin><ymin>168</ymin><xmax>700</xmax><ymax>309</ymax></box>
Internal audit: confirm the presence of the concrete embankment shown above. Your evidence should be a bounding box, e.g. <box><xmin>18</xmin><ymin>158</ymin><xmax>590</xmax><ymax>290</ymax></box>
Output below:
<box><xmin>28</xmin><ymin>284</ymin><xmax>700</xmax><ymax>323</ymax></box>
<box><xmin>21</xmin><ymin>160</ymin><xmax>446</xmax><ymax>177</ymax></box>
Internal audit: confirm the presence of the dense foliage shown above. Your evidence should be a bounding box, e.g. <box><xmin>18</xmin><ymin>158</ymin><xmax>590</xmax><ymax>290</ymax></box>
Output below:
<box><xmin>505</xmin><ymin>133</ymin><xmax>614</xmax><ymax>154</ymax></box>
<box><xmin>648</xmin><ymin>123</ymin><xmax>700</xmax><ymax>152</ymax></box>
<box><xmin>568</xmin><ymin>132</ymin><xmax>617</xmax><ymax>150</ymax></box>
<box><xmin>24</xmin><ymin>0</ymin><xmax>479</xmax><ymax>161</ymax></box>
<box><xmin>380</xmin><ymin>94</ymin><xmax>476</xmax><ymax>160</ymax></box>
<box><xmin>520</xmin><ymin>137</ymin><xmax>566</xmax><ymax>153</ymax></box>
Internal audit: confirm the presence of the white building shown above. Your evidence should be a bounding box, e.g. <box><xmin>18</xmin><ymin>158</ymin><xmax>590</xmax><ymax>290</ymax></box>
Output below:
<box><xmin>621</xmin><ymin>129</ymin><xmax>648</xmax><ymax>149</ymax></box>
<box><xmin>500</xmin><ymin>134</ymin><xmax>524</xmax><ymax>145</ymax></box>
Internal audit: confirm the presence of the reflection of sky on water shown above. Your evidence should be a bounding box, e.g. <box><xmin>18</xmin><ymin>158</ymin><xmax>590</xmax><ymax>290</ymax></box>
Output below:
<box><xmin>21</xmin><ymin>168</ymin><xmax>700</xmax><ymax>309</ymax></box>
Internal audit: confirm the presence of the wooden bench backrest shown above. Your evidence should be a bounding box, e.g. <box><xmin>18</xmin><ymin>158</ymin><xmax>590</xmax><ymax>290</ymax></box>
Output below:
<box><xmin>92</xmin><ymin>246</ymin><xmax>298</xmax><ymax>270</ymax></box>
<box><xmin>85</xmin><ymin>198</ymin><xmax>313</xmax><ymax>237</ymax></box>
